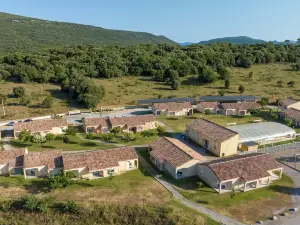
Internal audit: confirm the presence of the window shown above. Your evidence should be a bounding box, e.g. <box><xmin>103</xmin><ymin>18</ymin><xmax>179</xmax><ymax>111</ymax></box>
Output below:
<box><xmin>128</xmin><ymin>161</ymin><xmax>133</xmax><ymax>168</ymax></box>
<box><xmin>177</xmin><ymin>170</ymin><xmax>183</xmax><ymax>178</ymax></box>
<box><xmin>156</xmin><ymin>111</ymin><xmax>161</xmax><ymax>116</ymax></box>
<box><xmin>92</xmin><ymin>171</ymin><xmax>103</xmax><ymax>177</ymax></box>
<box><xmin>107</xmin><ymin>169</ymin><xmax>114</xmax><ymax>175</ymax></box>
<box><xmin>87</xmin><ymin>127</ymin><xmax>93</xmax><ymax>133</ymax></box>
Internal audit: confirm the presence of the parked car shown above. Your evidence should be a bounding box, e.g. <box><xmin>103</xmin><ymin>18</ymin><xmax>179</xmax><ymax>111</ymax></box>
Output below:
<box><xmin>23</xmin><ymin>119</ymin><xmax>33</xmax><ymax>122</ymax></box>
<box><xmin>7</xmin><ymin>121</ymin><xmax>15</xmax><ymax>126</ymax></box>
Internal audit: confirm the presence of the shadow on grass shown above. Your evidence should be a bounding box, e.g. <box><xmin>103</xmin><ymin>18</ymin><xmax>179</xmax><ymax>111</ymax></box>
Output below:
<box><xmin>181</xmin><ymin>76</ymin><xmax>200</xmax><ymax>86</ymax></box>
<box><xmin>41</xmin><ymin>145</ymin><xmax>56</xmax><ymax>149</ymax></box>
<box><xmin>47</xmin><ymin>89</ymin><xmax>83</xmax><ymax>109</ymax></box>
<box><xmin>80</xmin><ymin>142</ymin><xmax>98</xmax><ymax>147</ymax></box>
<box><xmin>197</xmin><ymin>200</ymin><xmax>209</xmax><ymax>204</ymax></box>
<box><xmin>165</xmin><ymin>117</ymin><xmax>179</xmax><ymax>121</ymax></box>
<box><xmin>23</xmin><ymin>179</ymin><xmax>51</xmax><ymax>194</ymax></box>
<box><xmin>268</xmin><ymin>185</ymin><xmax>299</xmax><ymax>195</ymax></box>
<box><xmin>130</xmin><ymin>110</ymin><xmax>152</xmax><ymax>116</ymax></box>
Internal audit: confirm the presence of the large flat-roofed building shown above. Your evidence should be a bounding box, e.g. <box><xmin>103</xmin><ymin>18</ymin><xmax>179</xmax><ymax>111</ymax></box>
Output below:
<box><xmin>186</xmin><ymin>119</ymin><xmax>239</xmax><ymax>157</ymax></box>
<box><xmin>152</xmin><ymin>102</ymin><xmax>193</xmax><ymax>116</ymax></box>
<box><xmin>227</xmin><ymin>122</ymin><xmax>296</xmax><ymax>145</ymax></box>
<box><xmin>197</xmin><ymin>153</ymin><xmax>283</xmax><ymax>193</ymax></box>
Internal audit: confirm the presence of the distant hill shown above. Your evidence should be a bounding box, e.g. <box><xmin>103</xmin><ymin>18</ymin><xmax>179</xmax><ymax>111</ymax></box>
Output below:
<box><xmin>0</xmin><ymin>12</ymin><xmax>175</xmax><ymax>53</ymax></box>
<box><xmin>198</xmin><ymin>36</ymin><xmax>267</xmax><ymax>45</ymax></box>
<box><xmin>179</xmin><ymin>42</ymin><xmax>195</xmax><ymax>46</ymax></box>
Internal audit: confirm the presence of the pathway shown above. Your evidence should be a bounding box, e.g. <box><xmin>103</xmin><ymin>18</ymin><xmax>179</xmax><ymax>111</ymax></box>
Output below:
<box><xmin>137</xmin><ymin>151</ymin><xmax>245</xmax><ymax>225</ymax></box>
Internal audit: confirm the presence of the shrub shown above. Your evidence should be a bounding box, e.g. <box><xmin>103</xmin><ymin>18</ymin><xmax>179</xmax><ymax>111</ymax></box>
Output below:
<box><xmin>64</xmin><ymin>127</ymin><xmax>77</xmax><ymax>136</ymax></box>
<box><xmin>13</xmin><ymin>86</ymin><xmax>26</xmax><ymax>97</ymax></box>
<box><xmin>18</xmin><ymin>130</ymin><xmax>31</xmax><ymax>143</ymax></box>
<box><xmin>141</xmin><ymin>130</ymin><xmax>155</xmax><ymax>137</ymax></box>
<box><xmin>48</xmin><ymin>172</ymin><xmax>75</xmax><ymax>189</ymax></box>
<box><xmin>122</xmin><ymin>132</ymin><xmax>135</xmax><ymax>142</ymax></box>
<box><xmin>218</xmin><ymin>89</ymin><xmax>225</xmax><ymax>96</ymax></box>
<box><xmin>224</xmin><ymin>79</ymin><xmax>230</xmax><ymax>89</ymax></box>
<box><xmin>157</xmin><ymin>126</ymin><xmax>166</xmax><ymax>133</ymax></box>
<box><xmin>285</xmin><ymin>119</ymin><xmax>293</xmax><ymax>127</ymax></box>
<box><xmin>22</xmin><ymin>195</ymin><xmax>39</xmax><ymax>212</ymax></box>
<box><xmin>58</xmin><ymin>200</ymin><xmax>79</xmax><ymax>213</ymax></box>
<box><xmin>170</xmin><ymin>80</ymin><xmax>180</xmax><ymax>90</ymax></box>
<box><xmin>198</xmin><ymin>67</ymin><xmax>219</xmax><ymax>83</ymax></box>
<box><xmin>0</xmin><ymin>200</ymin><xmax>13</xmax><ymax>211</ymax></box>
<box><xmin>63</xmin><ymin>136</ymin><xmax>70</xmax><ymax>144</ymax></box>
<box><xmin>42</xmin><ymin>96</ymin><xmax>54</xmax><ymax>108</ymax></box>
<box><xmin>37</xmin><ymin>197</ymin><xmax>54</xmax><ymax>213</ymax></box>
<box><xmin>45</xmin><ymin>133</ymin><xmax>56</xmax><ymax>141</ymax></box>
<box><xmin>204</xmin><ymin>109</ymin><xmax>211</xmax><ymax>115</ymax></box>
<box><xmin>238</xmin><ymin>84</ymin><xmax>245</xmax><ymax>93</ymax></box>
<box><xmin>248</xmin><ymin>71</ymin><xmax>253</xmax><ymax>79</ymax></box>
<box><xmin>230</xmin><ymin>189</ymin><xmax>236</xmax><ymax>199</ymax></box>
<box><xmin>250</xmin><ymin>108</ymin><xmax>261</xmax><ymax>116</ymax></box>
<box><xmin>260</xmin><ymin>97</ymin><xmax>269</xmax><ymax>107</ymax></box>
<box><xmin>20</xmin><ymin>94</ymin><xmax>32</xmax><ymax>106</ymax></box>
<box><xmin>85</xmin><ymin>133</ymin><xmax>94</xmax><ymax>139</ymax></box>
<box><xmin>287</xmin><ymin>81</ymin><xmax>295</xmax><ymax>87</ymax></box>
<box><xmin>276</xmin><ymin>80</ymin><xmax>283</xmax><ymax>87</ymax></box>
<box><xmin>110</xmin><ymin>127</ymin><xmax>122</xmax><ymax>135</ymax></box>
<box><xmin>99</xmin><ymin>133</ymin><xmax>114</xmax><ymax>142</ymax></box>
<box><xmin>31</xmin><ymin>134</ymin><xmax>46</xmax><ymax>144</ymax></box>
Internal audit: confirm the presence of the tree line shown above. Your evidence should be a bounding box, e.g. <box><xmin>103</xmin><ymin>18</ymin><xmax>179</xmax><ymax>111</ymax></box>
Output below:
<box><xmin>1</xmin><ymin>42</ymin><xmax>300</xmax><ymax>107</ymax></box>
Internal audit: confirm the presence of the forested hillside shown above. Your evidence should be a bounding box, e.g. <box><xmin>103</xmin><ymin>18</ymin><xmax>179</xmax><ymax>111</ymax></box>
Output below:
<box><xmin>0</xmin><ymin>12</ymin><xmax>175</xmax><ymax>53</ymax></box>
<box><xmin>1</xmin><ymin>42</ymin><xmax>300</xmax><ymax>108</ymax></box>
<box><xmin>198</xmin><ymin>36</ymin><xmax>266</xmax><ymax>45</ymax></box>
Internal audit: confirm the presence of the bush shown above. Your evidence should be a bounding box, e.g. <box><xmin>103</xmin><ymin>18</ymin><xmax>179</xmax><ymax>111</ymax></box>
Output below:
<box><xmin>64</xmin><ymin>127</ymin><xmax>77</xmax><ymax>136</ymax></box>
<box><xmin>285</xmin><ymin>119</ymin><xmax>293</xmax><ymax>127</ymax></box>
<box><xmin>58</xmin><ymin>200</ymin><xmax>79</xmax><ymax>213</ymax></box>
<box><xmin>37</xmin><ymin>197</ymin><xmax>54</xmax><ymax>213</ymax></box>
<box><xmin>13</xmin><ymin>86</ymin><xmax>26</xmax><ymax>97</ymax></box>
<box><xmin>110</xmin><ymin>127</ymin><xmax>122</xmax><ymax>135</ymax></box>
<box><xmin>18</xmin><ymin>130</ymin><xmax>31</xmax><ymax>143</ymax></box>
<box><xmin>170</xmin><ymin>80</ymin><xmax>180</xmax><ymax>90</ymax></box>
<box><xmin>248</xmin><ymin>71</ymin><xmax>253</xmax><ymax>79</ymax></box>
<box><xmin>250</xmin><ymin>108</ymin><xmax>261</xmax><ymax>116</ymax></box>
<box><xmin>0</xmin><ymin>200</ymin><xmax>13</xmax><ymax>211</ymax></box>
<box><xmin>22</xmin><ymin>195</ymin><xmax>39</xmax><ymax>212</ymax></box>
<box><xmin>238</xmin><ymin>84</ymin><xmax>245</xmax><ymax>93</ymax></box>
<box><xmin>122</xmin><ymin>132</ymin><xmax>135</xmax><ymax>142</ymax></box>
<box><xmin>48</xmin><ymin>172</ymin><xmax>75</xmax><ymax>189</ymax></box>
<box><xmin>204</xmin><ymin>109</ymin><xmax>211</xmax><ymax>115</ymax></box>
<box><xmin>63</xmin><ymin>136</ymin><xmax>70</xmax><ymax>144</ymax></box>
<box><xmin>20</xmin><ymin>94</ymin><xmax>32</xmax><ymax>106</ymax></box>
<box><xmin>287</xmin><ymin>81</ymin><xmax>295</xmax><ymax>87</ymax></box>
<box><xmin>42</xmin><ymin>96</ymin><xmax>54</xmax><ymax>108</ymax></box>
<box><xmin>99</xmin><ymin>133</ymin><xmax>114</xmax><ymax>142</ymax></box>
<box><xmin>276</xmin><ymin>80</ymin><xmax>283</xmax><ymax>87</ymax></box>
<box><xmin>198</xmin><ymin>67</ymin><xmax>219</xmax><ymax>83</ymax></box>
<box><xmin>260</xmin><ymin>97</ymin><xmax>269</xmax><ymax>107</ymax></box>
<box><xmin>85</xmin><ymin>133</ymin><xmax>94</xmax><ymax>139</ymax></box>
<box><xmin>224</xmin><ymin>79</ymin><xmax>230</xmax><ymax>89</ymax></box>
<box><xmin>157</xmin><ymin>126</ymin><xmax>166</xmax><ymax>133</ymax></box>
<box><xmin>141</xmin><ymin>130</ymin><xmax>155</xmax><ymax>137</ymax></box>
<box><xmin>45</xmin><ymin>133</ymin><xmax>56</xmax><ymax>141</ymax></box>
<box><xmin>218</xmin><ymin>89</ymin><xmax>225</xmax><ymax>96</ymax></box>
<box><xmin>31</xmin><ymin>134</ymin><xmax>46</xmax><ymax>144</ymax></box>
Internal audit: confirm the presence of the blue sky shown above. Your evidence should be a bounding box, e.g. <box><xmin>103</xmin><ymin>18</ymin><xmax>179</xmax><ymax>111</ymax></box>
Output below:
<box><xmin>1</xmin><ymin>0</ymin><xmax>300</xmax><ymax>42</ymax></box>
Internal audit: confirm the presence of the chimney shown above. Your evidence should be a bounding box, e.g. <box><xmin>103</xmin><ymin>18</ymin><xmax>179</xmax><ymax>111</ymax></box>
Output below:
<box><xmin>24</xmin><ymin>146</ymin><xmax>28</xmax><ymax>154</ymax></box>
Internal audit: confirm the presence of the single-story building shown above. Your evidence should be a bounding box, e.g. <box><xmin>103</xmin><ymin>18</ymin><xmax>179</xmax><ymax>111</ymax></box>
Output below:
<box><xmin>227</xmin><ymin>122</ymin><xmax>296</xmax><ymax>145</ymax></box>
<box><xmin>13</xmin><ymin>118</ymin><xmax>68</xmax><ymax>139</ymax></box>
<box><xmin>83</xmin><ymin>117</ymin><xmax>110</xmax><ymax>134</ymax></box>
<box><xmin>282</xmin><ymin>108</ymin><xmax>300</xmax><ymax>127</ymax></box>
<box><xmin>23</xmin><ymin>150</ymin><xmax>63</xmax><ymax>179</ymax></box>
<box><xmin>62</xmin><ymin>146</ymin><xmax>138</xmax><ymax>180</ymax></box>
<box><xmin>149</xmin><ymin>137</ymin><xmax>206</xmax><ymax>179</ymax></box>
<box><xmin>197</xmin><ymin>153</ymin><xmax>283</xmax><ymax>193</ymax></box>
<box><xmin>109</xmin><ymin>115</ymin><xmax>157</xmax><ymax>133</ymax></box>
<box><xmin>0</xmin><ymin>148</ymin><xmax>27</xmax><ymax>176</ymax></box>
<box><xmin>200</xmin><ymin>95</ymin><xmax>259</xmax><ymax>103</ymax></box>
<box><xmin>279</xmin><ymin>98</ymin><xmax>300</xmax><ymax>111</ymax></box>
<box><xmin>221</xmin><ymin>102</ymin><xmax>261</xmax><ymax>116</ymax></box>
<box><xmin>197</xmin><ymin>102</ymin><xmax>222</xmax><ymax>114</ymax></box>
<box><xmin>152</xmin><ymin>102</ymin><xmax>193</xmax><ymax>116</ymax></box>
<box><xmin>186</xmin><ymin>119</ymin><xmax>239</xmax><ymax>157</ymax></box>
<box><xmin>240</xmin><ymin>141</ymin><xmax>258</xmax><ymax>152</ymax></box>
<box><xmin>137</xmin><ymin>97</ymin><xmax>196</xmax><ymax>106</ymax></box>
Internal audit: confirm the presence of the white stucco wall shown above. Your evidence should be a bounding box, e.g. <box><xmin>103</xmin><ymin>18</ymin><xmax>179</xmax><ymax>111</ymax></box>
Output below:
<box><xmin>197</xmin><ymin>165</ymin><xmax>220</xmax><ymax>189</ymax></box>
<box><xmin>0</xmin><ymin>164</ymin><xmax>9</xmax><ymax>175</ymax></box>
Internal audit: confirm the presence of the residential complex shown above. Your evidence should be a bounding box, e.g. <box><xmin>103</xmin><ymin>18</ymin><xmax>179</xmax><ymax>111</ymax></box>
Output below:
<box><xmin>0</xmin><ymin>148</ymin><xmax>26</xmax><ymax>176</ymax></box>
<box><xmin>152</xmin><ymin>102</ymin><xmax>193</xmax><ymax>116</ymax></box>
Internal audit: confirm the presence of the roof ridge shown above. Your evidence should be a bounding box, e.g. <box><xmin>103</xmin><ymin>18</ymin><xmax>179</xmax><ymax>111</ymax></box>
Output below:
<box><xmin>208</xmin><ymin>153</ymin><xmax>267</xmax><ymax>166</ymax></box>
<box><xmin>163</xmin><ymin>136</ymin><xmax>195</xmax><ymax>160</ymax></box>
<box><xmin>197</xmin><ymin>118</ymin><xmax>239</xmax><ymax>135</ymax></box>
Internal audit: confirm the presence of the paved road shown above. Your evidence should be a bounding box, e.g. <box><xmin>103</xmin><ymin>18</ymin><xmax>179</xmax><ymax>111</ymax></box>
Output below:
<box><xmin>137</xmin><ymin>151</ymin><xmax>245</xmax><ymax>225</ymax></box>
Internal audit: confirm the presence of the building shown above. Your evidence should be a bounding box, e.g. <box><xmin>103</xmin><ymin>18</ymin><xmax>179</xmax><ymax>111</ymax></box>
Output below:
<box><xmin>227</xmin><ymin>122</ymin><xmax>296</xmax><ymax>145</ymax></box>
<box><xmin>279</xmin><ymin>98</ymin><xmax>300</xmax><ymax>111</ymax></box>
<box><xmin>221</xmin><ymin>102</ymin><xmax>261</xmax><ymax>116</ymax></box>
<box><xmin>152</xmin><ymin>102</ymin><xmax>193</xmax><ymax>116</ymax></box>
<box><xmin>186</xmin><ymin>119</ymin><xmax>239</xmax><ymax>157</ymax></box>
<box><xmin>13</xmin><ymin>119</ymin><xmax>68</xmax><ymax>139</ymax></box>
<box><xmin>200</xmin><ymin>95</ymin><xmax>259</xmax><ymax>103</ymax></box>
<box><xmin>83</xmin><ymin>117</ymin><xmax>109</xmax><ymax>134</ymax></box>
<box><xmin>149</xmin><ymin>137</ymin><xmax>206</xmax><ymax>179</ymax></box>
<box><xmin>0</xmin><ymin>149</ymin><xmax>26</xmax><ymax>176</ymax></box>
<box><xmin>138</xmin><ymin>97</ymin><xmax>196</xmax><ymax>106</ymax></box>
<box><xmin>23</xmin><ymin>150</ymin><xmax>63</xmax><ymax>179</ymax></box>
<box><xmin>109</xmin><ymin>115</ymin><xmax>157</xmax><ymax>133</ymax></box>
<box><xmin>197</xmin><ymin>153</ymin><xmax>283</xmax><ymax>193</ymax></box>
<box><xmin>282</xmin><ymin>108</ymin><xmax>300</xmax><ymax>127</ymax></box>
<box><xmin>62</xmin><ymin>147</ymin><xmax>138</xmax><ymax>180</ymax></box>
<box><xmin>197</xmin><ymin>102</ymin><xmax>222</xmax><ymax>114</ymax></box>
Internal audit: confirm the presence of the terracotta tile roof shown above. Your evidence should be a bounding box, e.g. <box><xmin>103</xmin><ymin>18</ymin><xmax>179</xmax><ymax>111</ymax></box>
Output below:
<box><xmin>24</xmin><ymin>150</ymin><xmax>63</xmax><ymax>169</ymax></box>
<box><xmin>153</xmin><ymin>102</ymin><xmax>192</xmax><ymax>111</ymax></box>
<box><xmin>283</xmin><ymin>108</ymin><xmax>300</xmax><ymax>121</ymax></box>
<box><xmin>198</xmin><ymin>101</ymin><xmax>221</xmax><ymax>109</ymax></box>
<box><xmin>63</xmin><ymin>146</ymin><xmax>138</xmax><ymax>171</ymax></box>
<box><xmin>187</xmin><ymin>119</ymin><xmax>238</xmax><ymax>142</ymax></box>
<box><xmin>202</xmin><ymin>153</ymin><xmax>281</xmax><ymax>181</ymax></box>
<box><xmin>83</xmin><ymin>117</ymin><xmax>109</xmax><ymax>127</ymax></box>
<box><xmin>14</xmin><ymin>119</ymin><xmax>68</xmax><ymax>132</ymax></box>
<box><xmin>221</xmin><ymin>102</ymin><xmax>261</xmax><ymax>111</ymax></box>
<box><xmin>0</xmin><ymin>149</ymin><xmax>25</xmax><ymax>168</ymax></box>
<box><xmin>149</xmin><ymin>137</ymin><xmax>206</xmax><ymax>167</ymax></box>
<box><xmin>280</xmin><ymin>98</ymin><xmax>298</xmax><ymax>108</ymax></box>
<box><xmin>109</xmin><ymin>115</ymin><xmax>155</xmax><ymax>127</ymax></box>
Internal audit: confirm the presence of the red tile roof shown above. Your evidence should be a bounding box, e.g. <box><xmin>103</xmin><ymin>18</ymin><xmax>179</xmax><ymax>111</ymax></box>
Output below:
<box><xmin>109</xmin><ymin>114</ymin><xmax>155</xmax><ymax>127</ymax></box>
<box><xmin>153</xmin><ymin>102</ymin><xmax>192</xmax><ymax>111</ymax></box>
<box><xmin>24</xmin><ymin>150</ymin><xmax>63</xmax><ymax>169</ymax></box>
<box><xmin>149</xmin><ymin>137</ymin><xmax>206</xmax><ymax>167</ymax></box>
<box><xmin>198</xmin><ymin>102</ymin><xmax>221</xmax><ymax>109</ymax></box>
<box><xmin>187</xmin><ymin>119</ymin><xmax>238</xmax><ymax>142</ymax></box>
<box><xmin>14</xmin><ymin>119</ymin><xmax>68</xmax><ymax>132</ymax></box>
<box><xmin>202</xmin><ymin>153</ymin><xmax>281</xmax><ymax>181</ymax></box>
<box><xmin>0</xmin><ymin>149</ymin><xmax>25</xmax><ymax>168</ymax></box>
<box><xmin>283</xmin><ymin>108</ymin><xmax>300</xmax><ymax>121</ymax></box>
<box><xmin>280</xmin><ymin>98</ymin><xmax>298</xmax><ymax>108</ymax></box>
<box><xmin>83</xmin><ymin>117</ymin><xmax>109</xmax><ymax>127</ymax></box>
<box><xmin>63</xmin><ymin>147</ymin><xmax>138</xmax><ymax>171</ymax></box>
<box><xmin>221</xmin><ymin>102</ymin><xmax>261</xmax><ymax>111</ymax></box>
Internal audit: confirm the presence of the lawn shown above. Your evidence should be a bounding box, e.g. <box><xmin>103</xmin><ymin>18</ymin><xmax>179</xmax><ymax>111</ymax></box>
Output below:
<box><xmin>2</xmin><ymin>63</ymin><xmax>300</xmax><ymax>120</ymax></box>
<box><xmin>10</xmin><ymin>135</ymin><xmax>116</xmax><ymax>152</ymax></box>
<box><xmin>167</xmin><ymin>175</ymin><xmax>294</xmax><ymax>224</ymax></box>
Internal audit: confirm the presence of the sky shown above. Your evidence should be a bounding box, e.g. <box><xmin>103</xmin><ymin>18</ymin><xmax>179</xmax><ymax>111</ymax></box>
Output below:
<box><xmin>1</xmin><ymin>0</ymin><xmax>300</xmax><ymax>43</ymax></box>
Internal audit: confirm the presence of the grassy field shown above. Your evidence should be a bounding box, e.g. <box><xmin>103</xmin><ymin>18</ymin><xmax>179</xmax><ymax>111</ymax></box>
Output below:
<box><xmin>10</xmin><ymin>135</ymin><xmax>116</xmax><ymax>152</ymax></box>
<box><xmin>1</xmin><ymin>63</ymin><xmax>300</xmax><ymax>120</ymax></box>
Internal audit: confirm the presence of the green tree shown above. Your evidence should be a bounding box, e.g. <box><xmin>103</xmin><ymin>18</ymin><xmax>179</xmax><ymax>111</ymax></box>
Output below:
<box><xmin>20</xmin><ymin>94</ymin><xmax>32</xmax><ymax>106</ymax></box>
<box><xmin>218</xmin><ymin>67</ymin><xmax>230</xmax><ymax>80</ymax></box>
<box><xmin>63</xmin><ymin>136</ymin><xmax>70</xmax><ymax>144</ymax></box>
<box><xmin>42</xmin><ymin>96</ymin><xmax>54</xmax><ymax>108</ymax></box>
<box><xmin>170</xmin><ymin>80</ymin><xmax>180</xmax><ymax>90</ymax></box>
<box><xmin>238</xmin><ymin>85</ymin><xmax>245</xmax><ymax>94</ymax></box>
<box><xmin>218</xmin><ymin>89</ymin><xmax>225</xmax><ymax>96</ymax></box>
<box><xmin>13</xmin><ymin>86</ymin><xmax>26</xmax><ymax>98</ymax></box>
<box><xmin>204</xmin><ymin>109</ymin><xmax>211</xmax><ymax>115</ymax></box>
<box><xmin>18</xmin><ymin>130</ymin><xmax>31</xmax><ymax>143</ymax></box>
<box><xmin>64</xmin><ymin>127</ymin><xmax>77</xmax><ymax>136</ymax></box>
<box><xmin>198</xmin><ymin>67</ymin><xmax>219</xmax><ymax>83</ymax></box>
<box><xmin>110</xmin><ymin>127</ymin><xmax>122</xmax><ymax>135</ymax></box>
<box><xmin>122</xmin><ymin>132</ymin><xmax>135</xmax><ymax>142</ymax></box>
<box><xmin>285</xmin><ymin>119</ymin><xmax>293</xmax><ymax>127</ymax></box>
<box><xmin>296</xmin><ymin>38</ymin><xmax>300</xmax><ymax>45</ymax></box>
<box><xmin>260</xmin><ymin>97</ymin><xmax>269</xmax><ymax>107</ymax></box>
<box><xmin>45</xmin><ymin>133</ymin><xmax>56</xmax><ymax>141</ymax></box>
<box><xmin>224</xmin><ymin>79</ymin><xmax>230</xmax><ymax>89</ymax></box>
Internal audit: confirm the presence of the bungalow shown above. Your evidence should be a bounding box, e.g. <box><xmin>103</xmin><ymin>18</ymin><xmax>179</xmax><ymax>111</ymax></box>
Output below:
<box><xmin>197</xmin><ymin>153</ymin><xmax>283</xmax><ymax>193</ymax></box>
<box><xmin>197</xmin><ymin>102</ymin><xmax>222</xmax><ymax>114</ymax></box>
<box><xmin>200</xmin><ymin>95</ymin><xmax>259</xmax><ymax>103</ymax></box>
<box><xmin>279</xmin><ymin>98</ymin><xmax>300</xmax><ymax>111</ymax></box>
<box><xmin>109</xmin><ymin>115</ymin><xmax>157</xmax><ymax>133</ymax></box>
<box><xmin>83</xmin><ymin>117</ymin><xmax>109</xmax><ymax>134</ymax></box>
<box><xmin>152</xmin><ymin>102</ymin><xmax>193</xmax><ymax>116</ymax></box>
<box><xmin>23</xmin><ymin>150</ymin><xmax>63</xmax><ymax>179</ymax></box>
<box><xmin>149</xmin><ymin>137</ymin><xmax>206</xmax><ymax>179</ymax></box>
<box><xmin>186</xmin><ymin>119</ymin><xmax>239</xmax><ymax>157</ymax></box>
<box><xmin>221</xmin><ymin>102</ymin><xmax>261</xmax><ymax>116</ymax></box>
<box><xmin>13</xmin><ymin>118</ymin><xmax>68</xmax><ymax>139</ymax></box>
<box><xmin>0</xmin><ymin>149</ymin><xmax>26</xmax><ymax>176</ymax></box>
<box><xmin>62</xmin><ymin>147</ymin><xmax>138</xmax><ymax>180</ymax></box>
<box><xmin>282</xmin><ymin>108</ymin><xmax>300</xmax><ymax>127</ymax></box>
